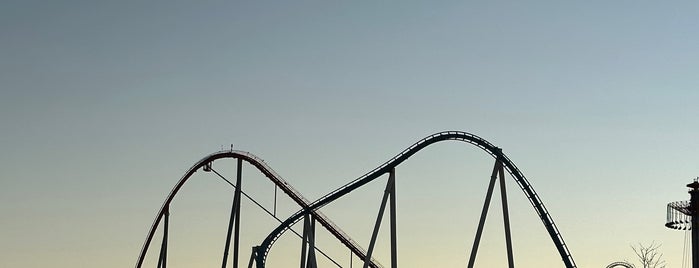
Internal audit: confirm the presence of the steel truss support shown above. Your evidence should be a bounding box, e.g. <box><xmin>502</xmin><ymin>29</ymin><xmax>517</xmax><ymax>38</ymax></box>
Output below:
<box><xmin>157</xmin><ymin>207</ymin><xmax>169</xmax><ymax>268</ymax></box>
<box><xmin>363</xmin><ymin>168</ymin><xmax>397</xmax><ymax>268</ymax></box>
<box><xmin>222</xmin><ymin>158</ymin><xmax>244</xmax><ymax>268</ymax></box>
<box><xmin>299</xmin><ymin>214</ymin><xmax>318</xmax><ymax>268</ymax></box>
<box><xmin>467</xmin><ymin>156</ymin><xmax>515</xmax><ymax>268</ymax></box>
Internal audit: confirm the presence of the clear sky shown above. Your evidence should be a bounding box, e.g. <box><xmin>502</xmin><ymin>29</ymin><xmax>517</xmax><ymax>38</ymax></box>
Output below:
<box><xmin>2</xmin><ymin>1</ymin><xmax>698</xmax><ymax>267</ymax></box>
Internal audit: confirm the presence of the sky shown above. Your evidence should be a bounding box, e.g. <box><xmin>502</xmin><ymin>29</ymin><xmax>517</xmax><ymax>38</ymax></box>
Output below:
<box><xmin>1</xmin><ymin>0</ymin><xmax>698</xmax><ymax>267</ymax></box>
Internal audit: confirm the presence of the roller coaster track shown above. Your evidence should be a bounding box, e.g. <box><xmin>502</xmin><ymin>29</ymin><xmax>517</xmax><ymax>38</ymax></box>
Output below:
<box><xmin>255</xmin><ymin>131</ymin><xmax>577</xmax><ymax>268</ymax></box>
<box><xmin>135</xmin><ymin>150</ymin><xmax>382</xmax><ymax>268</ymax></box>
<box><xmin>605</xmin><ymin>262</ymin><xmax>634</xmax><ymax>268</ymax></box>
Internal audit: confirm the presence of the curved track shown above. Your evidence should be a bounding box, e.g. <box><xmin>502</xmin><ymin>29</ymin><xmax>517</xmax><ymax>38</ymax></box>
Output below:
<box><xmin>605</xmin><ymin>262</ymin><xmax>634</xmax><ymax>268</ymax></box>
<box><xmin>135</xmin><ymin>150</ymin><xmax>381</xmax><ymax>268</ymax></box>
<box><xmin>255</xmin><ymin>131</ymin><xmax>577</xmax><ymax>268</ymax></box>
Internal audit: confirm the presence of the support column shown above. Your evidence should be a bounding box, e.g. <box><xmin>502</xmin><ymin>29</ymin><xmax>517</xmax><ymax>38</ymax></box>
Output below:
<box><xmin>467</xmin><ymin>159</ymin><xmax>501</xmax><ymax>268</ymax></box>
<box><xmin>158</xmin><ymin>207</ymin><xmax>169</xmax><ymax>268</ymax></box>
<box><xmin>389</xmin><ymin>169</ymin><xmax>397</xmax><ymax>268</ymax></box>
<box><xmin>363</xmin><ymin>170</ymin><xmax>396</xmax><ymax>268</ymax></box>
<box><xmin>498</xmin><ymin>161</ymin><xmax>514</xmax><ymax>268</ymax></box>
<box><xmin>274</xmin><ymin>185</ymin><xmax>278</xmax><ymax>217</ymax></box>
<box><xmin>350</xmin><ymin>250</ymin><xmax>353</xmax><ymax>268</ymax></box>
<box><xmin>247</xmin><ymin>247</ymin><xmax>257</xmax><ymax>268</ymax></box>
<box><xmin>307</xmin><ymin>216</ymin><xmax>317</xmax><ymax>268</ymax></box>
<box><xmin>222</xmin><ymin>158</ymin><xmax>243</xmax><ymax>268</ymax></box>
<box><xmin>688</xmin><ymin>181</ymin><xmax>699</xmax><ymax>268</ymax></box>
<box><xmin>233</xmin><ymin>158</ymin><xmax>243</xmax><ymax>267</ymax></box>
<box><xmin>299</xmin><ymin>214</ymin><xmax>318</xmax><ymax>268</ymax></box>
<box><xmin>300</xmin><ymin>215</ymin><xmax>310</xmax><ymax>268</ymax></box>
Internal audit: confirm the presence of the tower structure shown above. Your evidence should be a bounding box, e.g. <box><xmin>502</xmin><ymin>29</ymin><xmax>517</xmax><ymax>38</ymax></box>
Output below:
<box><xmin>666</xmin><ymin>179</ymin><xmax>699</xmax><ymax>268</ymax></box>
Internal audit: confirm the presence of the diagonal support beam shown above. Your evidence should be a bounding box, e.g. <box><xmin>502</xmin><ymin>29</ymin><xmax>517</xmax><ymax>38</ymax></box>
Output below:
<box><xmin>299</xmin><ymin>214</ymin><xmax>318</xmax><ymax>268</ymax></box>
<box><xmin>247</xmin><ymin>247</ymin><xmax>257</xmax><ymax>268</ymax></box>
<box><xmin>498</xmin><ymin>160</ymin><xmax>515</xmax><ymax>268</ymax></box>
<box><xmin>467</xmin><ymin>159</ymin><xmax>501</xmax><ymax>268</ymax></box>
<box><xmin>363</xmin><ymin>169</ymin><xmax>397</xmax><ymax>268</ymax></box>
<box><xmin>158</xmin><ymin>207</ymin><xmax>169</xmax><ymax>268</ymax></box>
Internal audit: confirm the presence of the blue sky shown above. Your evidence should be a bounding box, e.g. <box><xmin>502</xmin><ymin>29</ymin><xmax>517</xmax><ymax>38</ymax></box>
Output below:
<box><xmin>2</xmin><ymin>1</ymin><xmax>698</xmax><ymax>267</ymax></box>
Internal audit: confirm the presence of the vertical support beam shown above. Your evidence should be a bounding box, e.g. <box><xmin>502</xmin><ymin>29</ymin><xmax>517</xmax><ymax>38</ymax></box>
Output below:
<box><xmin>306</xmin><ymin>215</ymin><xmax>317</xmax><ymax>268</ymax></box>
<box><xmin>688</xmin><ymin>181</ymin><xmax>699</xmax><ymax>268</ymax></box>
<box><xmin>498</xmin><ymin>160</ymin><xmax>515</xmax><ymax>268</ymax></box>
<box><xmin>233</xmin><ymin>158</ymin><xmax>243</xmax><ymax>268</ymax></box>
<box><xmin>222</xmin><ymin>196</ymin><xmax>238</xmax><ymax>268</ymax></box>
<box><xmin>222</xmin><ymin>158</ymin><xmax>243</xmax><ymax>268</ymax></box>
<box><xmin>350</xmin><ymin>250</ymin><xmax>353</xmax><ymax>268</ymax></box>
<box><xmin>299</xmin><ymin>214</ymin><xmax>310</xmax><ymax>268</ymax></box>
<box><xmin>363</xmin><ymin>172</ymin><xmax>395</xmax><ymax>268</ymax></box>
<box><xmin>158</xmin><ymin>207</ymin><xmax>169</xmax><ymax>268</ymax></box>
<box><xmin>467</xmin><ymin>159</ymin><xmax>501</xmax><ymax>268</ymax></box>
<box><xmin>274</xmin><ymin>185</ymin><xmax>278</xmax><ymax>217</ymax></box>
<box><xmin>389</xmin><ymin>168</ymin><xmax>397</xmax><ymax>268</ymax></box>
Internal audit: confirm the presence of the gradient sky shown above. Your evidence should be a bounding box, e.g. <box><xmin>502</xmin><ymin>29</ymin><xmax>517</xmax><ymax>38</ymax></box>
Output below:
<box><xmin>2</xmin><ymin>1</ymin><xmax>699</xmax><ymax>267</ymax></box>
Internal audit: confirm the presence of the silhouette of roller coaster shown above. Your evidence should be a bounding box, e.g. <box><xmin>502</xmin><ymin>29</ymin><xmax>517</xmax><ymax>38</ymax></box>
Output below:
<box><xmin>605</xmin><ymin>262</ymin><xmax>634</xmax><ymax>268</ymax></box>
<box><xmin>136</xmin><ymin>131</ymin><xmax>577</xmax><ymax>268</ymax></box>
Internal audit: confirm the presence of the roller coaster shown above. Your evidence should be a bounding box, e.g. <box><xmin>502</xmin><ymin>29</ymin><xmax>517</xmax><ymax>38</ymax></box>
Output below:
<box><xmin>136</xmin><ymin>131</ymin><xmax>577</xmax><ymax>268</ymax></box>
<box><xmin>604</xmin><ymin>262</ymin><xmax>633</xmax><ymax>268</ymax></box>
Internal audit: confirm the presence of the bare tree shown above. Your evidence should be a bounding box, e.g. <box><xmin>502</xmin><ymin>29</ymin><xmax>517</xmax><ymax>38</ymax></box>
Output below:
<box><xmin>628</xmin><ymin>241</ymin><xmax>667</xmax><ymax>268</ymax></box>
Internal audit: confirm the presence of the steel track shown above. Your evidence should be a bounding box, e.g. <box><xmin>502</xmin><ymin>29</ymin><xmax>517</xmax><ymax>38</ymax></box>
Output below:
<box><xmin>255</xmin><ymin>131</ymin><xmax>577</xmax><ymax>268</ymax></box>
<box><xmin>135</xmin><ymin>150</ymin><xmax>382</xmax><ymax>268</ymax></box>
<box><xmin>605</xmin><ymin>262</ymin><xmax>634</xmax><ymax>268</ymax></box>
